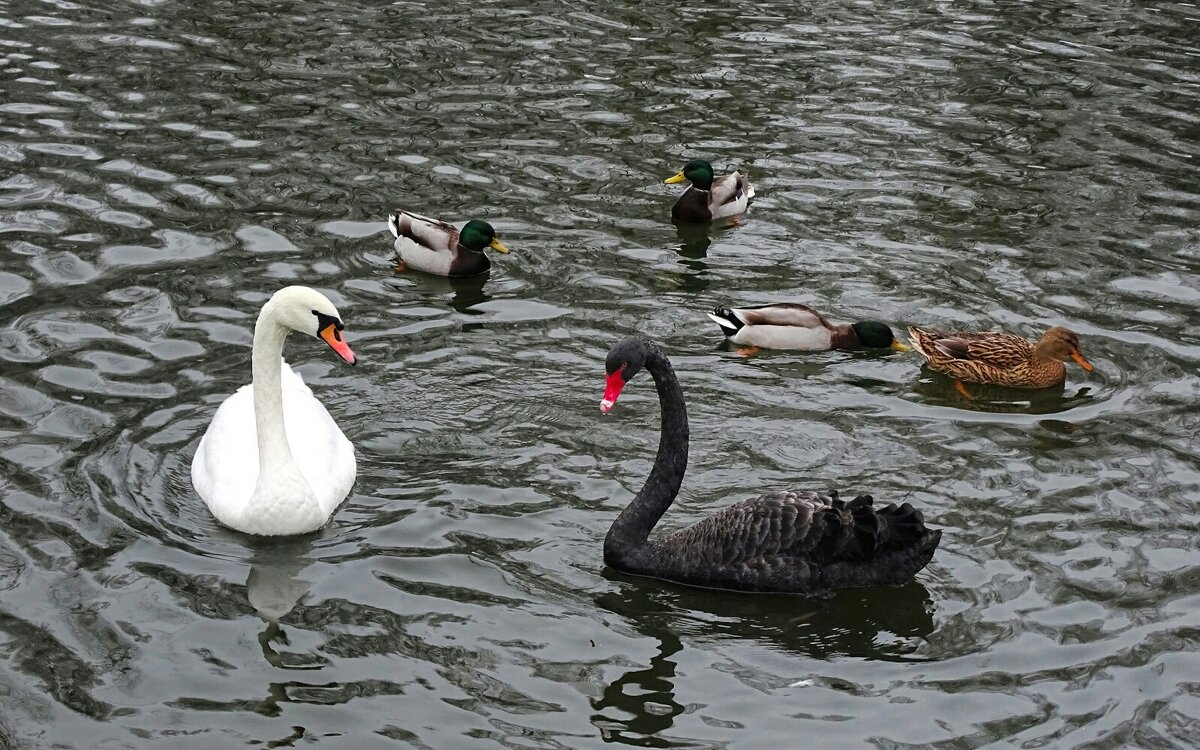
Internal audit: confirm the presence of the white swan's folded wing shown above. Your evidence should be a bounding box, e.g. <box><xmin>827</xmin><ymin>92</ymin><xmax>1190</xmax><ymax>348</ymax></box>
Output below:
<box><xmin>281</xmin><ymin>365</ymin><xmax>356</xmax><ymax>518</ymax></box>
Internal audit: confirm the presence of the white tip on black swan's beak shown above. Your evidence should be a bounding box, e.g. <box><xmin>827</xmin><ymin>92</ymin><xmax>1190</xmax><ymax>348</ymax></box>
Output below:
<box><xmin>600</xmin><ymin>369</ymin><xmax>626</xmax><ymax>413</ymax></box>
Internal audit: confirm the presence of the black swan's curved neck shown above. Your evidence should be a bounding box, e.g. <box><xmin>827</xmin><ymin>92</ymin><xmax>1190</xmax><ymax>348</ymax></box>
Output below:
<box><xmin>604</xmin><ymin>346</ymin><xmax>689</xmax><ymax>568</ymax></box>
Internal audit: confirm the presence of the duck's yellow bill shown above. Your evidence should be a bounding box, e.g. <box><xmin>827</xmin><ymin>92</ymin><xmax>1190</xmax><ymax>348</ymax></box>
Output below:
<box><xmin>1071</xmin><ymin>351</ymin><xmax>1094</xmax><ymax>371</ymax></box>
<box><xmin>664</xmin><ymin>172</ymin><xmax>686</xmax><ymax>184</ymax></box>
<box><xmin>891</xmin><ymin>340</ymin><xmax>912</xmax><ymax>352</ymax></box>
<box><xmin>489</xmin><ymin>238</ymin><xmax>510</xmax><ymax>254</ymax></box>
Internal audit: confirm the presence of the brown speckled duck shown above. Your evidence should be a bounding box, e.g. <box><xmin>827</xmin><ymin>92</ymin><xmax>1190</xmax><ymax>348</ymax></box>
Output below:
<box><xmin>907</xmin><ymin>325</ymin><xmax>1094</xmax><ymax>389</ymax></box>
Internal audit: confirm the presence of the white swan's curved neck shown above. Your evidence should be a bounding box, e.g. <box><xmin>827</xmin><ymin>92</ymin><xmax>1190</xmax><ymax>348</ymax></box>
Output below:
<box><xmin>252</xmin><ymin>307</ymin><xmax>295</xmax><ymax>471</ymax></box>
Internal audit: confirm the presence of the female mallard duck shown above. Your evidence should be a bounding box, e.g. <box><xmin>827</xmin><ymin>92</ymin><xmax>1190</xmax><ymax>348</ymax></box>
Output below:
<box><xmin>387</xmin><ymin>210</ymin><xmax>510</xmax><ymax>277</ymax></box>
<box><xmin>907</xmin><ymin>325</ymin><xmax>1094</xmax><ymax>389</ymax></box>
<box><xmin>708</xmin><ymin>303</ymin><xmax>910</xmax><ymax>352</ymax></box>
<box><xmin>664</xmin><ymin>158</ymin><xmax>754</xmax><ymax>222</ymax></box>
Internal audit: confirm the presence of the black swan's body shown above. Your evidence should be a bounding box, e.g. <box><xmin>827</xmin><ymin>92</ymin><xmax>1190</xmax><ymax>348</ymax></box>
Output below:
<box><xmin>599</xmin><ymin>337</ymin><xmax>941</xmax><ymax>595</ymax></box>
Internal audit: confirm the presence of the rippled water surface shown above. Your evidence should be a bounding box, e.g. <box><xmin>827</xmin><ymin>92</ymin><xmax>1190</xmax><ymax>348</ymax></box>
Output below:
<box><xmin>2</xmin><ymin>0</ymin><xmax>1200</xmax><ymax>746</ymax></box>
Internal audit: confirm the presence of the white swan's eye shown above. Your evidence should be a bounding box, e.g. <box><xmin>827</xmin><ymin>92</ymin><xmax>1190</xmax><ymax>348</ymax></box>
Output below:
<box><xmin>312</xmin><ymin>310</ymin><xmax>344</xmax><ymax>338</ymax></box>
<box><xmin>312</xmin><ymin>310</ymin><xmax>356</xmax><ymax>365</ymax></box>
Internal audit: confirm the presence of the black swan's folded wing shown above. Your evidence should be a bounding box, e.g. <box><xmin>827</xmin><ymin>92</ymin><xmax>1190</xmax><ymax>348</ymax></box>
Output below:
<box><xmin>659</xmin><ymin>491</ymin><xmax>832</xmax><ymax>566</ymax></box>
<box><xmin>654</xmin><ymin>491</ymin><xmax>939</xmax><ymax>591</ymax></box>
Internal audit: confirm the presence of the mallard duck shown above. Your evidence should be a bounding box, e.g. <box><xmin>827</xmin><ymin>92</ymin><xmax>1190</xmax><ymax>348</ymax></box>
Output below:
<box><xmin>708</xmin><ymin>303</ymin><xmax>911</xmax><ymax>352</ymax></box>
<box><xmin>664</xmin><ymin>158</ymin><xmax>755</xmax><ymax>222</ymax></box>
<box><xmin>907</xmin><ymin>325</ymin><xmax>1094</xmax><ymax>389</ymax></box>
<box><xmin>387</xmin><ymin>210</ymin><xmax>509</xmax><ymax>277</ymax></box>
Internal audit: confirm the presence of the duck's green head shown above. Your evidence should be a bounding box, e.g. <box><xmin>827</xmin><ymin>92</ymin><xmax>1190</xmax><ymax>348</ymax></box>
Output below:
<box><xmin>664</xmin><ymin>159</ymin><xmax>715</xmax><ymax>190</ymax></box>
<box><xmin>851</xmin><ymin>321</ymin><xmax>911</xmax><ymax>351</ymax></box>
<box><xmin>459</xmin><ymin>220</ymin><xmax>510</xmax><ymax>254</ymax></box>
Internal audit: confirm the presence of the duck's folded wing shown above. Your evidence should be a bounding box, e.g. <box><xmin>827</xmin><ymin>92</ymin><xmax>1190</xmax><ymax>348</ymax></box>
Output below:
<box><xmin>710</xmin><ymin>171</ymin><xmax>751</xmax><ymax>206</ymax></box>
<box><xmin>932</xmin><ymin>331</ymin><xmax>1032</xmax><ymax>368</ymax></box>
<box><xmin>734</xmin><ymin>303</ymin><xmax>830</xmax><ymax>329</ymax></box>
<box><xmin>391</xmin><ymin>210</ymin><xmax>459</xmax><ymax>249</ymax></box>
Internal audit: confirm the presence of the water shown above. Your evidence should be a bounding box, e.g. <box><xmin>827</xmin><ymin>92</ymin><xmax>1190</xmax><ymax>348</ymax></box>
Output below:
<box><xmin>1</xmin><ymin>0</ymin><xmax>1199</xmax><ymax>746</ymax></box>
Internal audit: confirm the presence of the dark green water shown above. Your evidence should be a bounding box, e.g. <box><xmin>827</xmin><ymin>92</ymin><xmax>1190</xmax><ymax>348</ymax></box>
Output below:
<box><xmin>1</xmin><ymin>0</ymin><xmax>1199</xmax><ymax>747</ymax></box>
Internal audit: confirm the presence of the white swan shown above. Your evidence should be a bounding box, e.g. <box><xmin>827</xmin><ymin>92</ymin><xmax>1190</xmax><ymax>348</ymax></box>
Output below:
<box><xmin>191</xmin><ymin>286</ymin><xmax>358</xmax><ymax>536</ymax></box>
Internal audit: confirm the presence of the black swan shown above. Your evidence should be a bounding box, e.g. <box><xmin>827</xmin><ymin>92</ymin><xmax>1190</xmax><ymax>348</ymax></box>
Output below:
<box><xmin>598</xmin><ymin>336</ymin><xmax>941</xmax><ymax>594</ymax></box>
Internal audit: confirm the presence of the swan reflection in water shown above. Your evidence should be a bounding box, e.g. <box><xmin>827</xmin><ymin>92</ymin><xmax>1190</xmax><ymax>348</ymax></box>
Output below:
<box><xmin>244</xmin><ymin>536</ymin><xmax>325</xmax><ymax>673</ymax></box>
<box><xmin>246</xmin><ymin>537</ymin><xmax>314</xmax><ymax>624</ymax></box>
<box><xmin>590</xmin><ymin>581</ymin><xmax>936</xmax><ymax>745</ymax></box>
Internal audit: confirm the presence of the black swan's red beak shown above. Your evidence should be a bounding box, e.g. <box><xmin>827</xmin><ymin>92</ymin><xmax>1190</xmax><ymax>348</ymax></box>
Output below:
<box><xmin>600</xmin><ymin>369</ymin><xmax>626</xmax><ymax>414</ymax></box>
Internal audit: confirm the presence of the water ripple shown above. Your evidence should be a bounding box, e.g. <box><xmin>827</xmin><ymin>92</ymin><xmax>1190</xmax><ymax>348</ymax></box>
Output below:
<box><xmin>0</xmin><ymin>0</ymin><xmax>1198</xmax><ymax>747</ymax></box>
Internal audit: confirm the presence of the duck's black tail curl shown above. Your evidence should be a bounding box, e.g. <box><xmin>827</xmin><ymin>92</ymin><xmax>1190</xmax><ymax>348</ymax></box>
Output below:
<box><xmin>707</xmin><ymin>307</ymin><xmax>745</xmax><ymax>336</ymax></box>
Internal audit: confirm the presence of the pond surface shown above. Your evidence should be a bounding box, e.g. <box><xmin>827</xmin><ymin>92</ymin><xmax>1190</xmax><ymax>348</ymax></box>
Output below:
<box><xmin>1</xmin><ymin>0</ymin><xmax>1199</xmax><ymax>747</ymax></box>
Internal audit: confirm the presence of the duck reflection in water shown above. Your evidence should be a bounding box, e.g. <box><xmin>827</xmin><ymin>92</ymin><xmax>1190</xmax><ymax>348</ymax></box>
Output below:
<box><xmin>673</xmin><ymin>221</ymin><xmax>712</xmax><ymax>261</ymax></box>
<box><xmin>590</xmin><ymin>581</ymin><xmax>936</xmax><ymax>744</ymax></box>
<box><xmin>671</xmin><ymin>218</ymin><xmax>753</xmax><ymax>294</ymax></box>
<box><xmin>672</xmin><ymin>214</ymin><xmax>748</xmax><ymax>259</ymax></box>
<box><xmin>446</xmin><ymin>274</ymin><xmax>492</xmax><ymax>317</ymax></box>
<box><xmin>395</xmin><ymin>274</ymin><xmax>494</xmax><ymax>335</ymax></box>
<box><xmin>912</xmin><ymin>375</ymin><xmax>1093</xmax><ymax>415</ymax></box>
<box><xmin>404</xmin><ymin>273</ymin><xmax>492</xmax><ymax>317</ymax></box>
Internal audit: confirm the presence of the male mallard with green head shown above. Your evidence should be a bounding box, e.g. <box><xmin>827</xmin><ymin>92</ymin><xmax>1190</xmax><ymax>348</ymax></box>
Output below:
<box><xmin>387</xmin><ymin>210</ymin><xmax>510</xmax><ymax>277</ymax></box>
<box><xmin>664</xmin><ymin>158</ymin><xmax>755</xmax><ymax>222</ymax></box>
<box><xmin>708</xmin><ymin>303</ymin><xmax>911</xmax><ymax>352</ymax></box>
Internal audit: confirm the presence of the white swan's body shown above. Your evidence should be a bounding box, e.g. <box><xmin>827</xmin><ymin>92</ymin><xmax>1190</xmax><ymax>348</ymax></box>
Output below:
<box><xmin>191</xmin><ymin>286</ymin><xmax>358</xmax><ymax>536</ymax></box>
<box><xmin>192</xmin><ymin>362</ymin><xmax>356</xmax><ymax>534</ymax></box>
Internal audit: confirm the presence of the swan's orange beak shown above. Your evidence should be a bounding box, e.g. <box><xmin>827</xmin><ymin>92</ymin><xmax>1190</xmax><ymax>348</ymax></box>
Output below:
<box><xmin>320</xmin><ymin>323</ymin><xmax>357</xmax><ymax>365</ymax></box>
<box><xmin>600</xmin><ymin>369</ymin><xmax>626</xmax><ymax>414</ymax></box>
<box><xmin>1070</xmin><ymin>351</ymin><xmax>1094</xmax><ymax>371</ymax></box>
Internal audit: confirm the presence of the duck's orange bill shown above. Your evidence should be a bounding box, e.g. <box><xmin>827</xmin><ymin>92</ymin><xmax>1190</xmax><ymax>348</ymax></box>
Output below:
<box><xmin>320</xmin><ymin>324</ymin><xmax>357</xmax><ymax>365</ymax></box>
<box><xmin>600</xmin><ymin>370</ymin><xmax>626</xmax><ymax>414</ymax></box>
<box><xmin>1071</xmin><ymin>351</ymin><xmax>1094</xmax><ymax>371</ymax></box>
